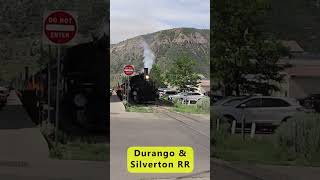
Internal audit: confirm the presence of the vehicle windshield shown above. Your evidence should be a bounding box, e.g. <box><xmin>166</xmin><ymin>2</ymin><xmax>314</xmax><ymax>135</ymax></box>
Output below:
<box><xmin>214</xmin><ymin>97</ymin><xmax>248</xmax><ymax>106</ymax></box>
<box><xmin>223</xmin><ymin>99</ymin><xmax>245</xmax><ymax>106</ymax></box>
<box><xmin>166</xmin><ymin>91</ymin><xmax>177</xmax><ymax>95</ymax></box>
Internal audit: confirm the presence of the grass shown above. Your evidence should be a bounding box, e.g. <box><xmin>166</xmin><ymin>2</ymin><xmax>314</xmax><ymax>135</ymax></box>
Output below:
<box><xmin>213</xmin><ymin>134</ymin><xmax>282</xmax><ymax>164</ymax></box>
<box><xmin>41</xmin><ymin>127</ymin><xmax>108</xmax><ymax>161</ymax></box>
<box><xmin>212</xmin><ymin>129</ymin><xmax>320</xmax><ymax>166</ymax></box>
<box><xmin>50</xmin><ymin>143</ymin><xmax>109</xmax><ymax>161</ymax></box>
<box><xmin>125</xmin><ymin>104</ymin><xmax>154</xmax><ymax>113</ymax></box>
<box><xmin>171</xmin><ymin>102</ymin><xmax>209</xmax><ymax>114</ymax></box>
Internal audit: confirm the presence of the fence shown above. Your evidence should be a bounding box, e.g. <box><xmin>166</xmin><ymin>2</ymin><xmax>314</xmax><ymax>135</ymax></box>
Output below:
<box><xmin>215</xmin><ymin>116</ymin><xmax>257</xmax><ymax>138</ymax></box>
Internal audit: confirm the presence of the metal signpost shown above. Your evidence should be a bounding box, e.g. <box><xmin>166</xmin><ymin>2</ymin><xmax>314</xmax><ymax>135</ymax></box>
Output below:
<box><xmin>43</xmin><ymin>10</ymin><xmax>77</xmax><ymax>146</ymax></box>
<box><xmin>123</xmin><ymin>65</ymin><xmax>135</xmax><ymax>103</ymax></box>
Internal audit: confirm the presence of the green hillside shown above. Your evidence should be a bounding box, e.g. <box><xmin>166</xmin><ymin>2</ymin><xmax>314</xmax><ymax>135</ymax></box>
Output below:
<box><xmin>110</xmin><ymin>28</ymin><xmax>210</xmax><ymax>87</ymax></box>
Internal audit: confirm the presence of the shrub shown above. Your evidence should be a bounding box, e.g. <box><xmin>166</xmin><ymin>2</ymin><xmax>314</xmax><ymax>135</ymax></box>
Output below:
<box><xmin>275</xmin><ymin>113</ymin><xmax>320</xmax><ymax>161</ymax></box>
<box><xmin>196</xmin><ymin>97</ymin><xmax>210</xmax><ymax>113</ymax></box>
<box><xmin>211</xmin><ymin>113</ymin><xmax>230</xmax><ymax>145</ymax></box>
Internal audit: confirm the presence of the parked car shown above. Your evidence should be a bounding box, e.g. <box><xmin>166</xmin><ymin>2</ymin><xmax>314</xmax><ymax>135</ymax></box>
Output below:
<box><xmin>0</xmin><ymin>91</ymin><xmax>7</xmax><ymax>106</ymax></box>
<box><xmin>168</xmin><ymin>92</ymin><xmax>188</xmax><ymax>102</ymax></box>
<box><xmin>183</xmin><ymin>92</ymin><xmax>205</xmax><ymax>104</ymax></box>
<box><xmin>298</xmin><ymin>94</ymin><xmax>320</xmax><ymax>112</ymax></box>
<box><xmin>159</xmin><ymin>89</ymin><xmax>178</xmax><ymax>99</ymax></box>
<box><xmin>211</xmin><ymin>95</ymin><xmax>224</xmax><ymax>104</ymax></box>
<box><xmin>157</xmin><ymin>88</ymin><xmax>169</xmax><ymax>98</ymax></box>
<box><xmin>0</xmin><ymin>87</ymin><xmax>9</xmax><ymax>97</ymax></box>
<box><xmin>213</xmin><ymin>96</ymin><xmax>303</xmax><ymax>129</ymax></box>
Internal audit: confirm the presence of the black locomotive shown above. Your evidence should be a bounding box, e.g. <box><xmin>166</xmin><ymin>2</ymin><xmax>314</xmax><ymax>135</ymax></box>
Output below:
<box><xmin>15</xmin><ymin>35</ymin><xmax>108</xmax><ymax>134</ymax></box>
<box><xmin>117</xmin><ymin>68</ymin><xmax>157</xmax><ymax>104</ymax></box>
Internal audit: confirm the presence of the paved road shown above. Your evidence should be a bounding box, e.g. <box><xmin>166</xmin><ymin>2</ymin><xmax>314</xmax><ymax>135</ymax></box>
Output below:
<box><xmin>110</xmin><ymin>95</ymin><xmax>210</xmax><ymax>180</ymax></box>
<box><xmin>212</xmin><ymin>162</ymin><xmax>260</xmax><ymax>180</ymax></box>
<box><xmin>0</xmin><ymin>91</ymin><xmax>109</xmax><ymax>180</ymax></box>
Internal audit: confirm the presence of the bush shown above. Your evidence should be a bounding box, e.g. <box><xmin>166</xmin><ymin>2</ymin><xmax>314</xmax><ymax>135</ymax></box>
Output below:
<box><xmin>275</xmin><ymin>113</ymin><xmax>320</xmax><ymax>161</ymax></box>
<box><xmin>211</xmin><ymin>114</ymin><xmax>230</xmax><ymax>145</ymax></box>
<box><xmin>196</xmin><ymin>97</ymin><xmax>210</xmax><ymax>113</ymax></box>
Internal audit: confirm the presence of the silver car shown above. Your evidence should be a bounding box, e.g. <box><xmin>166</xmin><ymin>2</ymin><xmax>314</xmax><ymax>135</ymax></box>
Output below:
<box><xmin>213</xmin><ymin>96</ymin><xmax>303</xmax><ymax>128</ymax></box>
<box><xmin>183</xmin><ymin>92</ymin><xmax>205</xmax><ymax>103</ymax></box>
<box><xmin>168</xmin><ymin>92</ymin><xmax>188</xmax><ymax>102</ymax></box>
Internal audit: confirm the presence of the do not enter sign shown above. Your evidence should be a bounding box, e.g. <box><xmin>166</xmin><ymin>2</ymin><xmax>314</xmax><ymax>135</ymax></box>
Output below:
<box><xmin>123</xmin><ymin>65</ymin><xmax>135</xmax><ymax>76</ymax></box>
<box><xmin>43</xmin><ymin>11</ymin><xmax>78</xmax><ymax>45</ymax></box>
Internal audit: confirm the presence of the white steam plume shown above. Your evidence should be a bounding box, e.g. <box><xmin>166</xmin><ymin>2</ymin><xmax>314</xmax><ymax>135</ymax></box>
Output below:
<box><xmin>142</xmin><ymin>41</ymin><xmax>155</xmax><ymax>71</ymax></box>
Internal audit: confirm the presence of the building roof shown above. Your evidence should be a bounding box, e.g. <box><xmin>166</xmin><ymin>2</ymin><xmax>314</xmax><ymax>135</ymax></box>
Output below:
<box><xmin>286</xmin><ymin>66</ymin><xmax>320</xmax><ymax>77</ymax></box>
<box><xmin>199</xmin><ymin>80</ymin><xmax>210</xmax><ymax>87</ymax></box>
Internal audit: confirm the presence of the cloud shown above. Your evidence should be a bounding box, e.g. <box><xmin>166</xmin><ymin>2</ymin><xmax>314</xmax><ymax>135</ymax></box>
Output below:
<box><xmin>110</xmin><ymin>0</ymin><xmax>210</xmax><ymax>44</ymax></box>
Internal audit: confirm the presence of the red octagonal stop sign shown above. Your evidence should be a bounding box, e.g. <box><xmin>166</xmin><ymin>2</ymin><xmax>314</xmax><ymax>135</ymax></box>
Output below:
<box><xmin>44</xmin><ymin>11</ymin><xmax>77</xmax><ymax>44</ymax></box>
<box><xmin>123</xmin><ymin>65</ymin><xmax>135</xmax><ymax>76</ymax></box>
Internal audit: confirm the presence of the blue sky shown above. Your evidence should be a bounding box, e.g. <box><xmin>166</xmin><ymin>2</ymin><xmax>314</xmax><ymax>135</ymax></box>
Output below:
<box><xmin>111</xmin><ymin>0</ymin><xmax>210</xmax><ymax>44</ymax></box>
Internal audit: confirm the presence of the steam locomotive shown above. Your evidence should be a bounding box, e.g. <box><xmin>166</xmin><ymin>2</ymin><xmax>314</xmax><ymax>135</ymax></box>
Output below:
<box><xmin>116</xmin><ymin>67</ymin><xmax>157</xmax><ymax>104</ymax></box>
<box><xmin>15</xmin><ymin>35</ymin><xmax>108</xmax><ymax>134</ymax></box>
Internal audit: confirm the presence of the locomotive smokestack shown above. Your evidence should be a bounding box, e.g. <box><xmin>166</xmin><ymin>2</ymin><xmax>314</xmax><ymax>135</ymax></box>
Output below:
<box><xmin>144</xmin><ymin>68</ymin><xmax>148</xmax><ymax>76</ymax></box>
<box><xmin>144</xmin><ymin>68</ymin><xmax>149</xmax><ymax>80</ymax></box>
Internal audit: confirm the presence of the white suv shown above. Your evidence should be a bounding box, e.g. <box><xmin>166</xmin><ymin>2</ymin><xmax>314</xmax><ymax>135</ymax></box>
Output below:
<box><xmin>213</xmin><ymin>96</ymin><xmax>303</xmax><ymax>128</ymax></box>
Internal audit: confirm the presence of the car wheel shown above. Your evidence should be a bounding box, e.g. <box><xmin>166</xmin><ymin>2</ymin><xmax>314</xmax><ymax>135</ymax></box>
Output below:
<box><xmin>223</xmin><ymin>115</ymin><xmax>236</xmax><ymax>133</ymax></box>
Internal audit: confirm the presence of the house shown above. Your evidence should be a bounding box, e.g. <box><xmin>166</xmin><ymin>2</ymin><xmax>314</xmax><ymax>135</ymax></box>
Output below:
<box><xmin>198</xmin><ymin>79</ymin><xmax>210</xmax><ymax>94</ymax></box>
<box><xmin>273</xmin><ymin>41</ymin><xmax>320</xmax><ymax>98</ymax></box>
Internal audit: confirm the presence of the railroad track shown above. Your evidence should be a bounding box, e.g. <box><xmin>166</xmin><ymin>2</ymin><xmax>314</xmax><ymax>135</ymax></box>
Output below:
<box><xmin>152</xmin><ymin>106</ymin><xmax>210</xmax><ymax>152</ymax></box>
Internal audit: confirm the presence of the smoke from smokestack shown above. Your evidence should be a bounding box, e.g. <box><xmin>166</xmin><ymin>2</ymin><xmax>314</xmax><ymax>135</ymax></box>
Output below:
<box><xmin>142</xmin><ymin>41</ymin><xmax>155</xmax><ymax>72</ymax></box>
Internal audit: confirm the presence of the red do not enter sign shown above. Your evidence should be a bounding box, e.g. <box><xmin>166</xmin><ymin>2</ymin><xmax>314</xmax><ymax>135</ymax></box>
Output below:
<box><xmin>44</xmin><ymin>11</ymin><xmax>77</xmax><ymax>44</ymax></box>
<box><xmin>123</xmin><ymin>65</ymin><xmax>135</xmax><ymax>76</ymax></box>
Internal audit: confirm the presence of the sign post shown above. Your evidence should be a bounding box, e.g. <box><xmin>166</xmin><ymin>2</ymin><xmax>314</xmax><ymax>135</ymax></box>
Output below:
<box><xmin>47</xmin><ymin>45</ymin><xmax>51</xmax><ymax>127</ymax></box>
<box><xmin>43</xmin><ymin>10</ymin><xmax>78</xmax><ymax>146</ymax></box>
<box><xmin>123</xmin><ymin>65</ymin><xmax>135</xmax><ymax>103</ymax></box>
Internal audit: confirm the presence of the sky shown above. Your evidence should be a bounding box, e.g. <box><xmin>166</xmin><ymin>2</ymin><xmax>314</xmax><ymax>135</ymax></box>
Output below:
<box><xmin>110</xmin><ymin>0</ymin><xmax>210</xmax><ymax>44</ymax></box>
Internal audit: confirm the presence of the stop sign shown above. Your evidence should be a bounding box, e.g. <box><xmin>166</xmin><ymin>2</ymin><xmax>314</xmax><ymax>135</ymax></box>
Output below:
<box><xmin>123</xmin><ymin>65</ymin><xmax>135</xmax><ymax>76</ymax></box>
<box><xmin>43</xmin><ymin>11</ymin><xmax>77</xmax><ymax>44</ymax></box>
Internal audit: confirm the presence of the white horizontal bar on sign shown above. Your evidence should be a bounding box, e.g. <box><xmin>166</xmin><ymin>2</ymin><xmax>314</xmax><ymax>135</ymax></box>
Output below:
<box><xmin>45</xmin><ymin>24</ymin><xmax>75</xmax><ymax>31</ymax></box>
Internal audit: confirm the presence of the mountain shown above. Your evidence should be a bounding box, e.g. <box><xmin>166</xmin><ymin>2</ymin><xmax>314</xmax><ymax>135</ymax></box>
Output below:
<box><xmin>110</xmin><ymin>28</ymin><xmax>210</xmax><ymax>86</ymax></box>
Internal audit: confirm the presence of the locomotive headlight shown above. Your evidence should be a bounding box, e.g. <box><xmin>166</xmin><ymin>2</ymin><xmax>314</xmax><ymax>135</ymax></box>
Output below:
<box><xmin>74</xmin><ymin>93</ymin><xmax>87</xmax><ymax>107</ymax></box>
<box><xmin>145</xmin><ymin>75</ymin><xmax>150</xmax><ymax>80</ymax></box>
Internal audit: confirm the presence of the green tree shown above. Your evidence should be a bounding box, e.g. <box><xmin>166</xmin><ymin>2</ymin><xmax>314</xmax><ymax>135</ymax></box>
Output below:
<box><xmin>165</xmin><ymin>55</ymin><xmax>201</xmax><ymax>90</ymax></box>
<box><xmin>149</xmin><ymin>64</ymin><xmax>165</xmax><ymax>88</ymax></box>
<box><xmin>211</xmin><ymin>0</ymin><xmax>290</xmax><ymax>96</ymax></box>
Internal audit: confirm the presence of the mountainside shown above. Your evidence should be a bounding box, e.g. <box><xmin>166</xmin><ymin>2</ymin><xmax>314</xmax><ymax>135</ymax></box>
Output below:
<box><xmin>110</xmin><ymin>28</ymin><xmax>210</xmax><ymax>86</ymax></box>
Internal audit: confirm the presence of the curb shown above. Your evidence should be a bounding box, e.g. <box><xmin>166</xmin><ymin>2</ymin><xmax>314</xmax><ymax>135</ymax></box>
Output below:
<box><xmin>211</xmin><ymin>158</ymin><xmax>294</xmax><ymax>180</ymax></box>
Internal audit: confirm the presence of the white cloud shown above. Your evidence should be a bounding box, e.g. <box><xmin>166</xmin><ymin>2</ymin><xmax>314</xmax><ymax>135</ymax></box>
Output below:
<box><xmin>110</xmin><ymin>0</ymin><xmax>210</xmax><ymax>44</ymax></box>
